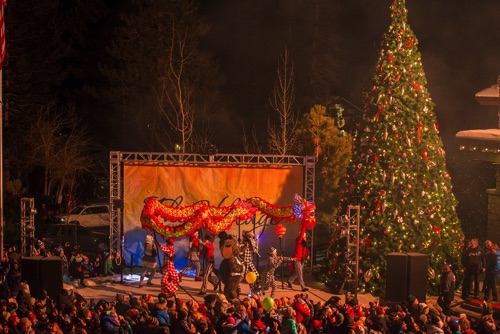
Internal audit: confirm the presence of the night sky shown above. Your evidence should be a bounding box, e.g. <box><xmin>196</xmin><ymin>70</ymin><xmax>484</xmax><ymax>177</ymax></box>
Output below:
<box><xmin>5</xmin><ymin>0</ymin><xmax>499</xmax><ymax>238</ymax></box>
<box><xmin>199</xmin><ymin>0</ymin><xmax>500</xmax><ymax>238</ymax></box>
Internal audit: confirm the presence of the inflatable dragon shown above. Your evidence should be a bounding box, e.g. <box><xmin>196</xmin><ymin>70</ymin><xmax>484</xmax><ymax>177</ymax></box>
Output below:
<box><xmin>140</xmin><ymin>194</ymin><xmax>316</xmax><ymax>238</ymax></box>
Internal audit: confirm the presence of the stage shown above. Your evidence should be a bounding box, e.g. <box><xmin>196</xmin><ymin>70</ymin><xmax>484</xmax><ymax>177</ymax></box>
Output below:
<box><xmin>66</xmin><ymin>270</ymin><xmax>377</xmax><ymax>306</ymax></box>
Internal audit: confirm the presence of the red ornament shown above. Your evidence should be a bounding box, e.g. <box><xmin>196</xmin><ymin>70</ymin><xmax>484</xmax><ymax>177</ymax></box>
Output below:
<box><xmin>275</xmin><ymin>224</ymin><xmax>287</xmax><ymax>238</ymax></box>
<box><xmin>421</xmin><ymin>149</ymin><xmax>428</xmax><ymax>162</ymax></box>
<box><xmin>417</xmin><ymin>123</ymin><xmax>423</xmax><ymax>141</ymax></box>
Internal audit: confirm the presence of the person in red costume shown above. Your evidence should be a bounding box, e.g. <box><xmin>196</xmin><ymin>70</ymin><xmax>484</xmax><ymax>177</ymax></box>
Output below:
<box><xmin>179</xmin><ymin>231</ymin><xmax>201</xmax><ymax>281</ymax></box>
<box><xmin>287</xmin><ymin>230</ymin><xmax>309</xmax><ymax>292</ymax></box>
<box><xmin>199</xmin><ymin>234</ymin><xmax>218</xmax><ymax>295</ymax></box>
<box><xmin>155</xmin><ymin>236</ymin><xmax>180</xmax><ymax>297</ymax></box>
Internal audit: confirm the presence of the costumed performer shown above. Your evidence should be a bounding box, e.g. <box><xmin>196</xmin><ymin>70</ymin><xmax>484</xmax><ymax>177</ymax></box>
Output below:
<box><xmin>199</xmin><ymin>234</ymin><xmax>218</xmax><ymax>295</ymax></box>
<box><xmin>287</xmin><ymin>230</ymin><xmax>309</xmax><ymax>292</ymax></box>
<box><xmin>179</xmin><ymin>231</ymin><xmax>201</xmax><ymax>281</ymax></box>
<box><xmin>139</xmin><ymin>234</ymin><xmax>158</xmax><ymax>288</ymax></box>
<box><xmin>155</xmin><ymin>236</ymin><xmax>180</xmax><ymax>297</ymax></box>
<box><xmin>258</xmin><ymin>246</ymin><xmax>295</xmax><ymax>297</ymax></box>
<box><xmin>241</xmin><ymin>230</ymin><xmax>259</xmax><ymax>287</ymax></box>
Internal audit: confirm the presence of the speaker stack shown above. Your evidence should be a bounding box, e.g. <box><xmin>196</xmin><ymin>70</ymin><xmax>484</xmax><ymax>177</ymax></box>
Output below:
<box><xmin>386</xmin><ymin>252</ymin><xmax>428</xmax><ymax>304</ymax></box>
<box><xmin>21</xmin><ymin>256</ymin><xmax>63</xmax><ymax>299</ymax></box>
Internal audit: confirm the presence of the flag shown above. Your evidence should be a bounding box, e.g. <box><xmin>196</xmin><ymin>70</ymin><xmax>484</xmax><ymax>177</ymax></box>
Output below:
<box><xmin>0</xmin><ymin>0</ymin><xmax>5</xmax><ymax>70</ymax></box>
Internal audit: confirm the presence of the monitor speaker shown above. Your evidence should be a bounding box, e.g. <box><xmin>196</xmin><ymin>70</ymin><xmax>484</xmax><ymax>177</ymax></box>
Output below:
<box><xmin>20</xmin><ymin>256</ymin><xmax>63</xmax><ymax>300</ymax></box>
<box><xmin>40</xmin><ymin>257</ymin><xmax>63</xmax><ymax>300</ymax></box>
<box><xmin>407</xmin><ymin>252</ymin><xmax>428</xmax><ymax>302</ymax></box>
<box><xmin>386</xmin><ymin>252</ymin><xmax>408</xmax><ymax>303</ymax></box>
<box><xmin>21</xmin><ymin>256</ymin><xmax>43</xmax><ymax>299</ymax></box>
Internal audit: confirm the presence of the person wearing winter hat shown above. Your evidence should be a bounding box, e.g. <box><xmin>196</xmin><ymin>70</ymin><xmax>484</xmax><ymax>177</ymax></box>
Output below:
<box><xmin>18</xmin><ymin>317</ymin><xmax>33</xmax><ymax>333</ymax></box>
<box><xmin>258</xmin><ymin>246</ymin><xmax>294</xmax><ymax>297</ymax></box>
<box><xmin>175</xmin><ymin>308</ymin><xmax>196</xmax><ymax>334</ymax></box>
<box><xmin>281</xmin><ymin>306</ymin><xmax>297</xmax><ymax>334</ymax></box>
<box><xmin>152</xmin><ymin>293</ymin><xmax>170</xmax><ymax>327</ymax></box>
<box><xmin>7</xmin><ymin>313</ymin><xmax>20</xmax><ymax>332</ymax></box>
<box><xmin>139</xmin><ymin>234</ymin><xmax>158</xmax><ymax>288</ymax></box>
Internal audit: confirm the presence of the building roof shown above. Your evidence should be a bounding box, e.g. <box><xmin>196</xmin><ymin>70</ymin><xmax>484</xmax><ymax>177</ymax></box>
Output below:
<box><xmin>475</xmin><ymin>83</ymin><xmax>499</xmax><ymax>106</ymax></box>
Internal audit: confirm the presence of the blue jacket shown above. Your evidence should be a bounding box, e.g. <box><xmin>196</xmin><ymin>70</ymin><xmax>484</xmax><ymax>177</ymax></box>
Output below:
<box><xmin>153</xmin><ymin>306</ymin><xmax>170</xmax><ymax>325</ymax></box>
<box><xmin>100</xmin><ymin>311</ymin><xmax>121</xmax><ymax>334</ymax></box>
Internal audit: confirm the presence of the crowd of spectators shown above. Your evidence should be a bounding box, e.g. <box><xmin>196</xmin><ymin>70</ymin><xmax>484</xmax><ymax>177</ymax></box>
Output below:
<box><xmin>0</xmin><ymin>247</ymin><xmax>499</xmax><ymax>334</ymax></box>
<box><xmin>0</xmin><ymin>241</ymin><xmax>497</xmax><ymax>334</ymax></box>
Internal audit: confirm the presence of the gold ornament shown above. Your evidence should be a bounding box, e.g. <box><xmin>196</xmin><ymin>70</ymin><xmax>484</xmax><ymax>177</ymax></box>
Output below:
<box><xmin>427</xmin><ymin>268</ymin><xmax>435</xmax><ymax>279</ymax></box>
<box><xmin>364</xmin><ymin>269</ymin><xmax>373</xmax><ymax>282</ymax></box>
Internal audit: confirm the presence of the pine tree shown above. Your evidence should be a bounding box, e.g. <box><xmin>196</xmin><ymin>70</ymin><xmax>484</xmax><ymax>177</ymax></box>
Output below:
<box><xmin>327</xmin><ymin>0</ymin><xmax>464</xmax><ymax>296</ymax></box>
<box><xmin>296</xmin><ymin>105</ymin><xmax>352</xmax><ymax>223</ymax></box>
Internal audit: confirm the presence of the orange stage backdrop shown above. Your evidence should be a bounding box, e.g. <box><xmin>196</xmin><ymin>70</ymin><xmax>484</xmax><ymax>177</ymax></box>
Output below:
<box><xmin>123</xmin><ymin>164</ymin><xmax>305</xmax><ymax>268</ymax></box>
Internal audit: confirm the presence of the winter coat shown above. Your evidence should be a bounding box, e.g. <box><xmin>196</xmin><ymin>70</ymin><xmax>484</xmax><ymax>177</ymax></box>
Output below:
<box><xmin>100</xmin><ymin>311</ymin><xmax>122</xmax><ymax>334</ymax></box>
<box><xmin>282</xmin><ymin>317</ymin><xmax>298</xmax><ymax>334</ymax></box>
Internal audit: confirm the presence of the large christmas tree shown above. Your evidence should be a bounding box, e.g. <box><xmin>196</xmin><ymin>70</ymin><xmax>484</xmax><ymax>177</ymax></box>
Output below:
<box><xmin>328</xmin><ymin>0</ymin><xmax>464</xmax><ymax>295</ymax></box>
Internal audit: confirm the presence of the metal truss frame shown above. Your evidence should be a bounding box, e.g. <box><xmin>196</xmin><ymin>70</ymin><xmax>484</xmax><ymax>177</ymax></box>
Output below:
<box><xmin>344</xmin><ymin>205</ymin><xmax>360</xmax><ymax>300</ymax></box>
<box><xmin>109</xmin><ymin>152</ymin><xmax>315</xmax><ymax>256</ymax></box>
<box><xmin>20</xmin><ymin>198</ymin><xmax>36</xmax><ymax>256</ymax></box>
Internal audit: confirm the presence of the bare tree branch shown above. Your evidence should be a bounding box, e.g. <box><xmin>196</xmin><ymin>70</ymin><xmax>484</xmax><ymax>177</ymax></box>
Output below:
<box><xmin>268</xmin><ymin>46</ymin><xmax>299</xmax><ymax>155</ymax></box>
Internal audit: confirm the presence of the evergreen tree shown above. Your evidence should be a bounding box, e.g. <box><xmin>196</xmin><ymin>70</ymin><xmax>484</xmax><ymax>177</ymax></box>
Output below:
<box><xmin>324</xmin><ymin>0</ymin><xmax>464</xmax><ymax>296</ymax></box>
<box><xmin>296</xmin><ymin>105</ymin><xmax>352</xmax><ymax>223</ymax></box>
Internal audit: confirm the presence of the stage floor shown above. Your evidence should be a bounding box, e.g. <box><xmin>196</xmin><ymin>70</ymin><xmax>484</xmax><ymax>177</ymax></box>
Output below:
<box><xmin>68</xmin><ymin>271</ymin><xmax>376</xmax><ymax>306</ymax></box>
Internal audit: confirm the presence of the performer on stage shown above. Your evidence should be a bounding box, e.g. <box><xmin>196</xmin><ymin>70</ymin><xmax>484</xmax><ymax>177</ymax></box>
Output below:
<box><xmin>155</xmin><ymin>236</ymin><xmax>180</xmax><ymax>297</ymax></box>
<box><xmin>139</xmin><ymin>235</ymin><xmax>158</xmax><ymax>288</ymax></box>
<box><xmin>287</xmin><ymin>230</ymin><xmax>309</xmax><ymax>292</ymax></box>
<box><xmin>179</xmin><ymin>231</ymin><xmax>201</xmax><ymax>281</ymax></box>
<box><xmin>199</xmin><ymin>235</ymin><xmax>218</xmax><ymax>295</ymax></box>
<box><xmin>258</xmin><ymin>247</ymin><xmax>295</xmax><ymax>297</ymax></box>
<box><xmin>241</xmin><ymin>230</ymin><xmax>259</xmax><ymax>286</ymax></box>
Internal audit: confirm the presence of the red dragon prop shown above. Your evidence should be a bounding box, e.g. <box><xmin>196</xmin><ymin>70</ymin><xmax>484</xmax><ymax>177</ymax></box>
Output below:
<box><xmin>140</xmin><ymin>194</ymin><xmax>316</xmax><ymax>238</ymax></box>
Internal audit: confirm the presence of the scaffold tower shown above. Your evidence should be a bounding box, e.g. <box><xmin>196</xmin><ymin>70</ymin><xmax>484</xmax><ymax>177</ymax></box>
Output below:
<box><xmin>20</xmin><ymin>198</ymin><xmax>36</xmax><ymax>256</ymax></box>
<box><xmin>344</xmin><ymin>205</ymin><xmax>360</xmax><ymax>300</ymax></box>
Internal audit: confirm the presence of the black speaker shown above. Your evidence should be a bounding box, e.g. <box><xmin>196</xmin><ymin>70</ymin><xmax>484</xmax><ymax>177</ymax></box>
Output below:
<box><xmin>407</xmin><ymin>252</ymin><xmax>428</xmax><ymax>302</ymax></box>
<box><xmin>386</xmin><ymin>252</ymin><xmax>408</xmax><ymax>303</ymax></box>
<box><xmin>20</xmin><ymin>256</ymin><xmax>63</xmax><ymax>299</ymax></box>
<box><xmin>40</xmin><ymin>258</ymin><xmax>63</xmax><ymax>300</ymax></box>
<box><xmin>21</xmin><ymin>256</ymin><xmax>43</xmax><ymax>298</ymax></box>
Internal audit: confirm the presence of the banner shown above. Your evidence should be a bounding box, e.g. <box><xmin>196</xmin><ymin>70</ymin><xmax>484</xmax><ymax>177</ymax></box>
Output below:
<box><xmin>123</xmin><ymin>164</ymin><xmax>304</xmax><ymax>268</ymax></box>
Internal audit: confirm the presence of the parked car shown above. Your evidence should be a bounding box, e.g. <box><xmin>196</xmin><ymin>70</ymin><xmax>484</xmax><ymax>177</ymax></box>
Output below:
<box><xmin>43</xmin><ymin>223</ymin><xmax>109</xmax><ymax>254</ymax></box>
<box><xmin>52</xmin><ymin>203</ymin><xmax>110</xmax><ymax>228</ymax></box>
